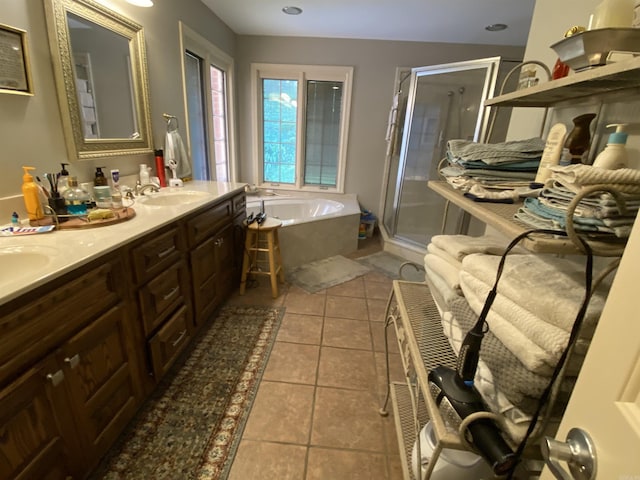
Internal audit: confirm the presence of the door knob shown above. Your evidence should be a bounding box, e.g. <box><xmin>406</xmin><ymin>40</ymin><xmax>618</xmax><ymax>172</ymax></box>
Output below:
<box><xmin>541</xmin><ymin>428</ymin><xmax>597</xmax><ymax>480</ymax></box>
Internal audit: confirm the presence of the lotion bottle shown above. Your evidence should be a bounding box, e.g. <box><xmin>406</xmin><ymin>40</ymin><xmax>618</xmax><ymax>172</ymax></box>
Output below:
<box><xmin>22</xmin><ymin>166</ymin><xmax>44</xmax><ymax>220</ymax></box>
<box><xmin>535</xmin><ymin>123</ymin><xmax>568</xmax><ymax>184</ymax></box>
<box><xmin>592</xmin><ymin>123</ymin><xmax>629</xmax><ymax>169</ymax></box>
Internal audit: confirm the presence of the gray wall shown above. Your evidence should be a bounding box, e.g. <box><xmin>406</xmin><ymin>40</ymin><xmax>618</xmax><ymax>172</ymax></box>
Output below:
<box><xmin>236</xmin><ymin>36</ymin><xmax>524</xmax><ymax>212</ymax></box>
<box><xmin>0</xmin><ymin>0</ymin><xmax>235</xmax><ymax>204</ymax></box>
<box><xmin>0</xmin><ymin>0</ymin><xmax>523</xmax><ymax>221</ymax></box>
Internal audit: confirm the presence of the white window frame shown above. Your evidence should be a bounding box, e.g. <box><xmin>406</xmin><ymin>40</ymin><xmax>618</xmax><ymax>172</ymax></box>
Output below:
<box><xmin>251</xmin><ymin>63</ymin><xmax>353</xmax><ymax>193</ymax></box>
<box><xmin>179</xmin><ymin>22</ymin><xmax>238</xmax><ymax>182</ymax></box>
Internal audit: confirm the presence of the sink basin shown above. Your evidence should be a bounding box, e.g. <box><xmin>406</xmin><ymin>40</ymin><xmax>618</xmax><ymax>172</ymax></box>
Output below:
<box><xmin>137</xmin><ymin>190</ymin><xmax>211</xmax><ymax>206</ymax></box>
<box><xmin>0</xmin><ymin>245</ymin><xmax>59</xmax><ymax>286</ymax></box>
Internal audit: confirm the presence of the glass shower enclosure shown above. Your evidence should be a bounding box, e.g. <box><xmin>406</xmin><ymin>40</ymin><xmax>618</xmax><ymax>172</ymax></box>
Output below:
<box><xmin>383</xmin><ymin>57</ymin><xmax>506</xmax><ymax>248</ymax></box>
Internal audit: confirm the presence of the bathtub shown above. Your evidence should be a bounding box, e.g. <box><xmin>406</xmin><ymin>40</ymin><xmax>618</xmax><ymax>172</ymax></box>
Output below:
<box><xmin>246</xmin><ymin>194</ymin><xmax>361</xmax><ymax>272</ymax></box>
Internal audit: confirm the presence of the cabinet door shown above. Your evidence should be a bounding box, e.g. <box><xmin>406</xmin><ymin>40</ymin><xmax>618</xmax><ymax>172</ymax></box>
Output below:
<box><xmin>0</xmin><ymin>356</ymin><xmax>81</xmax><ymax>480</ymax></box>
<box><xmin>58</xmin><ymin>303</ymin><xmax>143</xmax><ymax>470</ymax></box>
<box><xmin>190</xmin><ymin>233</ymin><xmax>221</xmax><ymax>325</ymax></box>
<box><xmin>190</xmin><ymin>223</ymin><xmax>234</xmax><ymax>325</ymax></box>
<box><xmin>215</xmin><ymin>222</ymin><xmax>236</xmax><ymax>298</ymax></box>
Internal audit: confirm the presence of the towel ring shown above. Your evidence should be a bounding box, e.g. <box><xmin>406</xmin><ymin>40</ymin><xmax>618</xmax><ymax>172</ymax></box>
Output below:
<box><xmin>163</xmin><ymin>113</ymin><xmax>179</xmax><ymax>132</ymax></box>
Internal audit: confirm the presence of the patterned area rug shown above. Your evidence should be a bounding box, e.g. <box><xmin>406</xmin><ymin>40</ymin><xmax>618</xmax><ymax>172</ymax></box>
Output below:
<box><xmin>90</xmin><ymin>305</ymin><xmax>284</xmax><ymax>480</ymax></box>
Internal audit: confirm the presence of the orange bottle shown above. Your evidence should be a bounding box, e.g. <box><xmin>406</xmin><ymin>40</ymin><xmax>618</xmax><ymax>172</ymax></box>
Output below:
<box><xmin>22</xmin><ymin>166</ymin><xmax>44</xmax><ymax>220</ymax></box>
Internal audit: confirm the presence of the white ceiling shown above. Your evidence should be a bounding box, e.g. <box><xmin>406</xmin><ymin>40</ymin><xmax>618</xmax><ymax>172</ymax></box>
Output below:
<box><xmin>200</xmin><ymin>0</ymin><xmax>536</xmax><ymax>46</ymax></box>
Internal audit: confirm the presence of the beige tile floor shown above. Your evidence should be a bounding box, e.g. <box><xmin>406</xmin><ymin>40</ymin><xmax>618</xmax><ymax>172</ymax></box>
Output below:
<box><xmin>225</xmin><ymin>243</ymin><xmax>407</xmax><ymax>479</ymax></box>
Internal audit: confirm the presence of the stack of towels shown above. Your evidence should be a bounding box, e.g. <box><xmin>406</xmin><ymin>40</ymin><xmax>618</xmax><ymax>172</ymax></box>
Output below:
<box><xmin>424</xmin><ymin>234</ymin><xmax>611</xmax><ymax>441</ymax></box>
<box><xmin>516</xmin><ymin>164</ymin><xmax>640</xmax><ymax>239</ymax></box>
<box><xmin>440</xmin><ymin>138</ymin><xmax>545</xmax><ymax>202</ymax></box>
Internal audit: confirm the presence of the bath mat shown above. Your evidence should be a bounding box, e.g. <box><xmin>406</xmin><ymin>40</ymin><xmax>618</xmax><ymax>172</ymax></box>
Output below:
<box><xmin>357</xmin><ymin>251</ymin><xmax>425</xmax><ymax>281</ymax></box>
<box><xmin>287</xmin><ymin>255</ymin><xmax>371</xmax><ymax>293</ymax></box>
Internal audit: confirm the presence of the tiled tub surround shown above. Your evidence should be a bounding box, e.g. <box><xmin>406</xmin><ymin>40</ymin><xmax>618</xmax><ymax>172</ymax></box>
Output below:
<box><xmin>0</xmin><ymin>180</ymin><xmax>246</xmax><ymax>306</ymax></box>
<box><xmin>246</xmin><ymin>193</ymin><xmax>361</xmax><ymax>271</ymax></box>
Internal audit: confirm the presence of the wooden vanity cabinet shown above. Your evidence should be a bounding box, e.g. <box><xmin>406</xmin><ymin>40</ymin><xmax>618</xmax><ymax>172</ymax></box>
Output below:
<box><xmin>187</xmin><ymin>193</ymin><xmax>245</xmax><ymax>328</ymax></box>
<box><xmin>0</xmin><ymin>257</ymin><xmax>144</xmax><ymax>479</ymax></box>
<box><xmin>128</xmin><ymin>224</ymin><xmax>193</xmax><ymax>383</ymax></box>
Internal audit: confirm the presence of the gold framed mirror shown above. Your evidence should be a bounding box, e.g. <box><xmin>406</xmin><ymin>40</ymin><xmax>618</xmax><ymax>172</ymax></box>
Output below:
<box><xmin>44</xmin><ymin>0</ymin><xmax>153</xmax><ymax>160</ymax></box>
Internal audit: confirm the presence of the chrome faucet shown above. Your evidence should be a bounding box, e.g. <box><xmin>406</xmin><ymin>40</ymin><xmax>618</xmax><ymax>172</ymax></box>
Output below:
<box><xmin>135</xmin><ymin>181</ymin><xmax>160</xmax><ymax>196</ymax></box>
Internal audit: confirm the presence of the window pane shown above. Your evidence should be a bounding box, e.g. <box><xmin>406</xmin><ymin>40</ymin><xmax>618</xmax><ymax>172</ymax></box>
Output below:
<box><xmin>185</xmin><ymin>51</ymin><xmax>209</xmax><ymax>180</ymax></box>
<box><xmin>210</xmin><ymin>64</ymin><xmax>229</xmax><ymax>181</ymax></box>
<box><xmin>262</xmin><ymin>78</ymin><xmax>297</xmax><ymax>184</ymax></box>
<box><xmin>304</xmin><ymin>80</ymin><xmax>342</xmax><ymax>187</ymax></box>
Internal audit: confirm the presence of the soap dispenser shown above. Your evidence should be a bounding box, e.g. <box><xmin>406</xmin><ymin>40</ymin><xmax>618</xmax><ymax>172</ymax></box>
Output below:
<box><xmin>22</xmin><ymin>166</ymin><xmax>44</xmax><ymax>221</ymax></box>
<box><xmin>58</xmin><ymin>162</ymin><xmax>71</xmax><ymax>196</ymax></box>
<box><xmin>94</xmin><ymin>166</ymin><xmax>108</xmax><ymax>186</ymax></box>
<box><xmin>593</xmin><ymin>124</ymin><xmax>629</xmax><ymax>170</ymax></box>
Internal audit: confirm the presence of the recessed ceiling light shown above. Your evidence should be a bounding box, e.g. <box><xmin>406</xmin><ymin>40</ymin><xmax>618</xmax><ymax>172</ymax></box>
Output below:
<box><xmin>126</xmin><ymin>0</ymin><xmax>154</xmax><ymax>6</ymax></box>
<box><xmin>282</xmin><ymin>6</ymin><xmax>303</xmax><ymax>15</ymax></box>
<box><xmin>485</xmin><ymin>23</ymin><xmax>508</xmax><ymax>31</ymax></box>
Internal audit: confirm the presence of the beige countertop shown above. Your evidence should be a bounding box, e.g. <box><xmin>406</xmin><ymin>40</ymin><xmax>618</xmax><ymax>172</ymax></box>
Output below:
<box><xmin>0</xmin><ymin>181</ymin><xmax>246</xmax><ymax>307</ymax></box>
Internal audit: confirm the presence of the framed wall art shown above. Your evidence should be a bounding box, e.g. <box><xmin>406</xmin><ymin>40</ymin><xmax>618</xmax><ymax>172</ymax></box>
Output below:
<box><xmin>0</xmin><ymin>23</ymin><xmax>34</xmax><ymax>96</ymax></box>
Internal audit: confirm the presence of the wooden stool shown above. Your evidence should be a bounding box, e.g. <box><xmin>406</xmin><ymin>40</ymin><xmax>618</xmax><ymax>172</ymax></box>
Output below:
<box><xmin>239</xmin><ymin>217</ymin><xmax>284</xmax><ymax>298</ymax></box>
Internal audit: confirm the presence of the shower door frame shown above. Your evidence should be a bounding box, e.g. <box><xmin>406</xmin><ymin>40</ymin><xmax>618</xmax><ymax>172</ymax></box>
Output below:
<box><xmin>388</xmin><ymin>56</ymin><xmax>501</xmax><ymax>245</ymax></box>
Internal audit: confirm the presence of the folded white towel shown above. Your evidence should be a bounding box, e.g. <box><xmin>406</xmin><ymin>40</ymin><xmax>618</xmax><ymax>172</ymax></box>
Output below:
<box><xmin>430</xmin><ymin>234</ymin><xmax>514</xmax><ymax>261</ymax></box>
<box><xmin>424</xmin><ymin>254</ymin><xmax>461</xmax><ymax>294</ymax></box>
<box><xmin>459</xmin><ymin>274</ymin><xmax>557</xmax><ymax>375</ymax></box>
<box><xmin>461</xmin><ymin>253</ymin><xmax>607</xmax><ymax>334</ymax></box>
<box><xmin>426</xmin><ymin>243</ymin><xmax>462</xmax><ymax>269</ymax></box>
<box><xmin>424</xmin><ymin>267</ymin><xmax>462</xmax><ymax>306</ymax></box>
<box><xmin>460</xmin><ymin>271</ymin><xmax>571</xmax><ymax>358</ymax></box>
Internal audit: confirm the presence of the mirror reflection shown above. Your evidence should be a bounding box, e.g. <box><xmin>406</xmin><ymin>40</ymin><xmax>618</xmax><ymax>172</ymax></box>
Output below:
<box><xmin>44</xmin><ymin>0</ymin><xmax>153</xmax><ymax>160</ymax></box>
<box><xmin>67</xmin><ymin>12</ymin><xmax>138</xmax><ymax>139</ymax></box>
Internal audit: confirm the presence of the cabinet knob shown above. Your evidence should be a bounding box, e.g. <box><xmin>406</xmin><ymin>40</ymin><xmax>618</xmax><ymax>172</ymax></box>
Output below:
<box><xmin>215</xmin><ymin>237</ymin><xmax>224</xmax><ymax>247</ymax></box>
<box><xmin>46</xmin><ymin>370</ymin><xmax>65</xmax><ymax>386</ymax></box>
<box><xmin>64</xmin><ymin>354</ymin><xmax>80</xmax><ymax>369</ymax></box>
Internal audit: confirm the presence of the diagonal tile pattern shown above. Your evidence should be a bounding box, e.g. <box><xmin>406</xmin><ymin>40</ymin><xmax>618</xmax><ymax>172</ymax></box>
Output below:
<box><xmin>226</xmin><ymin>246</ymin><xmax>407</xmax><ymax>479</ymax></box>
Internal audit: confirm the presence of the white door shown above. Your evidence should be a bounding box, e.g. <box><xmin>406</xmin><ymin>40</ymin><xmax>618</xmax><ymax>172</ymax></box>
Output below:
<box><xmin>540</xmin><ymin>218</ymin><xmax>640</xmax><ymax>478</ymax></box>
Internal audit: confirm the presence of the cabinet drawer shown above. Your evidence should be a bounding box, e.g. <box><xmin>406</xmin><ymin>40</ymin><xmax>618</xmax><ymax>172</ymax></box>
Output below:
<box><xmin>138</xmin><ymin>261</ymin><xmax>189</xmax><ymax>336</ymax></box>
<box><xmin>232</xmin><ymin>193</ymin><xmax>246</xmax><ymax>216</ymax></box>
<box><xmin>147</xmin><ymin>305</ymin><xmax>192</xmax><ymax>380</ymax></box>
<box><xmin>131</xmin><ymin>227</ymin><xmax>184</xmax><ymax>284</ymax></box>
<box><xmin>186</xmin><ymin>200</ymin><xmax>232</xmax><ymax>247</ymax></box>
<box><xmin>0</xmin><ymin>260</ymin><xmax>123</xmax><ymax>388</ymax></box>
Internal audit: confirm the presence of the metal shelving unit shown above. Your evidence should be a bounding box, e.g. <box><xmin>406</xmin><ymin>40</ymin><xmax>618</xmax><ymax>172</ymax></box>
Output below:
<box><xmin>428</xmin><ymin>181</ymin><xmax>627</xmax><ymax>256</ymax></box>
<box><xmin>381</xmin><ymin>281</ymin><xmax>467</xmax><ymax>480</ymax></box>
<box><xmin>485</xmin><ymin>56</ymin><xmax>640</xmax><ymax>108</ymax></box>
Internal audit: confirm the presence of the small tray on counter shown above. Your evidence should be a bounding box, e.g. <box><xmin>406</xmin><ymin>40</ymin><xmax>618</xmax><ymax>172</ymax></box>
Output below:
<box><xmin>30</xmin><ymin>207</ymin><xmax>136</xmax><ymax>230</ymax></box>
